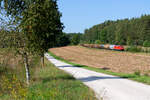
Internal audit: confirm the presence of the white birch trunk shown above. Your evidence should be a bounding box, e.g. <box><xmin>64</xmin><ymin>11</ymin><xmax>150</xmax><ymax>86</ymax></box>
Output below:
<box><xmin>24</xmin><ymin>53</ymin><xmax>30</xmax><ymax>85</ymax></box>
<box><xmin>41</xmin><ymin>54</ymin><xmax>44</xmax><ymax>67</ymax></box>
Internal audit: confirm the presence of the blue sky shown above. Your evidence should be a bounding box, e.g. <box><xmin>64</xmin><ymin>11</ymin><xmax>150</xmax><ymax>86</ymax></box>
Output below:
<box><xmin>57</xmin><ymin>0</ymin><xmax>150</xmax><ymax>33</ymax></box>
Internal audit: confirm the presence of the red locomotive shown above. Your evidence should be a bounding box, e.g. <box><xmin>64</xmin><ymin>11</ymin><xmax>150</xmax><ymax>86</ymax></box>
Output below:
<box><xmin>101</xmin><ymin>44</ymin><xmax>124</xmax><ymax>51</ymax></box>
<box><xmin>113</xmin><ymin>45</ymin><xmax>124</xmax><ymax>51</ymax></box>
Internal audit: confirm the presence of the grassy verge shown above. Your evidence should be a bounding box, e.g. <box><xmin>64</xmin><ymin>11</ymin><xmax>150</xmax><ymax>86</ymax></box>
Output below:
<box><xmin>27</xmin><ymin>59</ymin><xmax>97</xmax><ymax>100</ymax></box>
<box><xmin>48</xmin><ymin>52</ymin><xmax>150</xmax><ymax>85</ymax></box>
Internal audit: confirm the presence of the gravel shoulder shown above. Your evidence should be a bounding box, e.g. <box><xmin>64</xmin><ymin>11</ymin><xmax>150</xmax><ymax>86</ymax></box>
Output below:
<box><xmin>45</xmin><ymin>53</ymin><xmax>150</xmax><ymax>100</ymax></box>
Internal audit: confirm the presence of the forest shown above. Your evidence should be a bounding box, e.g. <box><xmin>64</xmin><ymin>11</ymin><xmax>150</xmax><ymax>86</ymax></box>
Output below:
<box><xmin>67</xmin><ymin>15</ymin><xmax>150</xmax><ymax>47</ymax></box>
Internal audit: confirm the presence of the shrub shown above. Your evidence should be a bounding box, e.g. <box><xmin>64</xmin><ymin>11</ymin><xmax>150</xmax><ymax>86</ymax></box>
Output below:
<box><xmin>144</xmin><ymin>73</ymin><xmax>149</xmax><ymax>77</ymax></box>
<box><xmin>134</xmin><ymin>70</ymin><xmax>141</xmax><ymax>76</ymax></box>
<box><xmin>143</xmin><ymin>40</ymin><xmax>150</xmax><ymax>47</ymax></box>
<box><xmin>125</xmin><ymin>46</ymin><xmax>142</xmax><ymax>52</ymax></box>
<box><xmin>127</xmin><ymin>37</ymin><xmax>133</xmax><ymax>46</ymax></box>
<box><xmin>95</xmin><ymin>40</ymin><xmax>101</xmax><ymax>44</ymax></box>
<box><xmin>0</xmin><ymin>74</ymin><xmax>27</xmax><ymax>100</ymax></box>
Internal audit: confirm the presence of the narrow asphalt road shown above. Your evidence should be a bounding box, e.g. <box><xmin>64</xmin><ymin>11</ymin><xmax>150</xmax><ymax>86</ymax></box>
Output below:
<box><xmin>45</xmin><ymin>53</ymin><xmax>150</xmax><ymax>100</ymax></box>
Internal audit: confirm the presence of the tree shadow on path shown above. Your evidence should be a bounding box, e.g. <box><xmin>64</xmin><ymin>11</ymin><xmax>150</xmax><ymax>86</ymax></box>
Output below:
<box><xmin>78</xmin><ymin>76</ymin><xmax>123</xmax><ymax>82</ymax></box>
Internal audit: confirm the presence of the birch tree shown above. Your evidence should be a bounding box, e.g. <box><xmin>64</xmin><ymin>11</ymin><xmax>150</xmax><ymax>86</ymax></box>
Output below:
<box><xmin>21</xmin><ymin>0</ymin><xmax>63</xmax><ymax>67</ymax></box>
<box><xmin>0</xmin><ymin>0</ymin><xmax>63</xmax><ymax>84</ymax></box>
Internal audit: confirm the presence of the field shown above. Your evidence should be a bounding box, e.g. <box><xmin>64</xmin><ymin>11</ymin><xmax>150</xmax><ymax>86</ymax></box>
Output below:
<box><xmin>50</xmin><ymin>46</ymin><xmax>150</xmax><ymax>75</ymax></box>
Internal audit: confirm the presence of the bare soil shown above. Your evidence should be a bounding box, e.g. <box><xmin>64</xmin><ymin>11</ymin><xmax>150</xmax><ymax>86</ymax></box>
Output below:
<box><xmin>49</xmin><ymin>46</ymin><xmax>150</xmax><ymax>74</ymax></box>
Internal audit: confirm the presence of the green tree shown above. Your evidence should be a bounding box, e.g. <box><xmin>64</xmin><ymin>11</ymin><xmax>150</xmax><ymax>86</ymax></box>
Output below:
<box><xmin>95</xmin><ymin>40</ymin><xmax>101</xmax><ymax>44</ymax></box>
<box><xmin>1</xmin><ymin>0</ymin><xmax>63</xmax><ymax>84</ymax></box>
<box><xmin>56</xmin><ymin>33</ymin><xmax>70</xmax><ymax>47</ymax></box>
<box><xmin>99</xmin><ymin>29</ymin><xmax>107</xmax><ymax>44</ymax></box>
<box><xmin>0</xmin><ymin>0</ymin><xmax>34</xmax><ymax>85</ymax></box>
<box><xmin>127</xmin><ymin>37</ymin><xmax>133</xmax><ymax>46</ymax></box>
<box><xmin>21</xmin><ymin>0</ymin><xmax>63</xmax><ymax>67</ymax></box>
<box><xmin>71</xmin><ymin>34</ymin><xmax>80</xmax><ymax>45</ymax></box>
<box><xmin>143</xmin><ymin>40</ymin><xmax>150</xmax><ymax>47</ymax></box>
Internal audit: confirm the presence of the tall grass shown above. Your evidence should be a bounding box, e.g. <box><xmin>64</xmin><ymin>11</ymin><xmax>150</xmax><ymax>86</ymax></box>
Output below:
<box><xmin>0</xmin><ymin>48</ymin><xmax>34</xmax><ymax>100</ymax></box>
<box><xmin>0</xmin><ymin>49</ymin><xmax>97</xmax><ymax>100</ymax></box>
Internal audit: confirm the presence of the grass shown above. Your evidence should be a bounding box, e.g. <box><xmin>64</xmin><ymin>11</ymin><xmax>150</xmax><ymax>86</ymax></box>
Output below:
<box><xmin>0</xmin><ymin>49</ymin><xmax>97</xmax><ymax>100</ymax></box>
<box><xmin>0</xmin><ymin>49</ymin><xmax>37</xmax><ymax>100</ymax></box>
<box><xmin>48</xmin><ymin>52</ymin><xmax>150</xmax><ymax>85</ymax></box>
<box><xmin>27</xmin><ymin>59</ymin><xmax>97</xmax><ymax>100</ymax></box>
<box><xmin>0</xmin><ymin>66</ymin><xmax>27</xmax><ymax>100</ymax></box>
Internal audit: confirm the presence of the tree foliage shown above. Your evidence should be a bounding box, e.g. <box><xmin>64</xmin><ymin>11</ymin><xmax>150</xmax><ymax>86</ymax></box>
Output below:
<box><xmin>82</xmin><ymin>15</ymin><xmax>150</xmax><ymax>45</ymax></box>
<box><xmin>56</xmin><ymin>33</ymin><xmax>70</xmax><ymax>47</ymax></box>
<box><xmin>0</xmin><ymin>0</ymin><xmax>63</xmax><ymax>84</ymax></box>
<box><xmin>67</xmin><ymin>33</ymin><xmax>83</xmax><ymax>45</ymax></box>
<box><xmin>21</xmin><ymin>0</ymin><xmax>63</xmax><ymax>56</ymax></box>
<box><xmin>1</xmin><ymin>0</ymin><xmax>63</xmax><ymax>55</ymax></box>
<box><xmin>143</xmin><ymin>40</ymin><xmax>150</xmax><ymax>47</ymax></box>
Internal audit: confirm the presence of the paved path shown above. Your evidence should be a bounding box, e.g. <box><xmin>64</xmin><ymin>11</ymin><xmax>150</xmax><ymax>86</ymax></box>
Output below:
<box><xmin>45</xmin><ymin>53</ymin><xmax>150</xmax><ymax>100</ymax></box>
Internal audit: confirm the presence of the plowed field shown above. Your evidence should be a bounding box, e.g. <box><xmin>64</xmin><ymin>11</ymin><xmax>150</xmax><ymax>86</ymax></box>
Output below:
<box><xmin>49</xmin><ymin>46</ymin><xmax>150</xmax><ymax>74</ymax></box>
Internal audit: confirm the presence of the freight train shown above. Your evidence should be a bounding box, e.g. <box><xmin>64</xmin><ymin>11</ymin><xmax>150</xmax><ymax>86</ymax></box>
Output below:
<box><xmin>100</xmin><ymin>44</ymin><xmax>124</xmax><ymax>51</ymax></box>
<box><xmin>81</xmin><ymin>44</ymin><xmax>124</xmax><ymax>51</ymax></box>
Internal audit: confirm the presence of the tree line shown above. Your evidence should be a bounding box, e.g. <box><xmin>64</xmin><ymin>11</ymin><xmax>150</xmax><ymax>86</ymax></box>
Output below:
<box><xmin>82</xmin><ymin>15</ymin><xmax>150</xmax><ymax>47</ymax></box>
<box><xmin>61</xmin><ymin>15</ymin><xmax>150</xmax><ymax>47</ymax></box>
<box><xmin>56</xmin><ymin>32</ymin><xmax>83</xmax><ymax>46</ymax></box>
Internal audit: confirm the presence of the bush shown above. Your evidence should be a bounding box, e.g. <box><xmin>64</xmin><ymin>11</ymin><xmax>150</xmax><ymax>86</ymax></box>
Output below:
<box><xmin>143</xmin><ymin>40</ymin><xmax>150</xmax><ymax>47</ymax></box>
<box><xmin>94</xmin><ymin>40</ymin><xmax>101</xmax><ymax>44</ymax></box>
<box><xmin>0</xmin><ymin>75</ymin><xmax>27</xmax><ymax>100</ymax></box>
<box><xmin>134</xmin><ymin>70</ymin><xmax>141</xmax><ymax>76</ymax></box>
<box><xmin>125</xmin><ymin>46</ymin><xmax>143</xmax><ymax>52</ymax></box>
